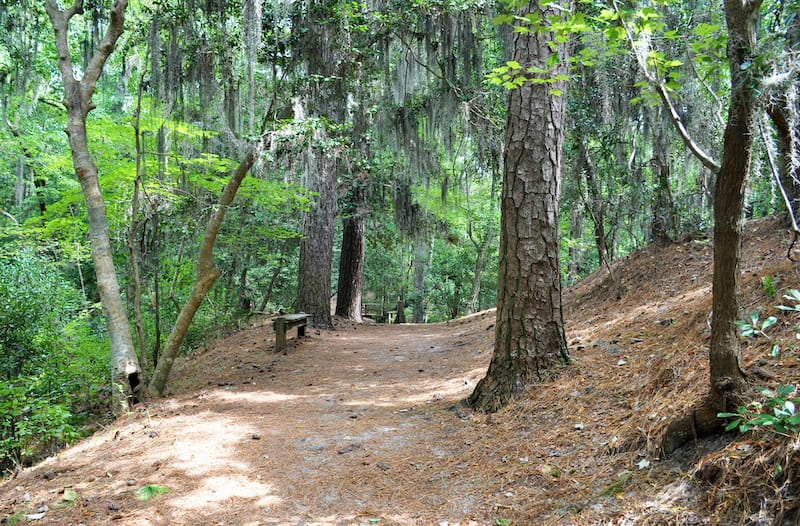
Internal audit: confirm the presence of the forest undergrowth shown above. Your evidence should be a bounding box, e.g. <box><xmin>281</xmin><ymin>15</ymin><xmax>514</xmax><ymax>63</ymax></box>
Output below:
<box><xmin>1</xmin><ymin>216</ymin><xmax>800</xmax><ymax>525</ymax></box>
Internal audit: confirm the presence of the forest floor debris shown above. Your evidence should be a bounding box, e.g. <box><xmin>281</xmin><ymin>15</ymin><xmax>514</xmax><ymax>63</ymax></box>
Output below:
<box><xmin>2</xmin><ymin>217</ymin><xmax>800</xmax><ymax>525</ymax></box>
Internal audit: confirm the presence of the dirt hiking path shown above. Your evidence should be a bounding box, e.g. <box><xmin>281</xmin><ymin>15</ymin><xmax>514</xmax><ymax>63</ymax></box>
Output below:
<box><xmin>2</xmin><ymin>314</ymin><xmax>499</xmax><ymax>525</ymax></box>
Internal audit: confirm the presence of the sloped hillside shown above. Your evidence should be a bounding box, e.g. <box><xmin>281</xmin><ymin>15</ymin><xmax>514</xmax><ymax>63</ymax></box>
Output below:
<box><xmin>1</xmin><ymin>217</ymin><xmax>799</xmax><ymax>525</ymax></box>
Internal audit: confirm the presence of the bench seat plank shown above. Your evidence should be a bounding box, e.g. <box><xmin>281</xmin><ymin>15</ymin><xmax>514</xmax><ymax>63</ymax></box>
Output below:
<box><xmin>273</xmin><ymin>313</ymin><xmax>311</xmax><ymax>352</ymax></box>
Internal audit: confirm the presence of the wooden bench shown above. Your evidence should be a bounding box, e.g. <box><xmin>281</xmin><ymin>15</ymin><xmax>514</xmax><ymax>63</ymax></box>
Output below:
<box><xmin>273</xmin><ymin>313</ymin><xmax>311</xmax><ymax>352</ymax></box>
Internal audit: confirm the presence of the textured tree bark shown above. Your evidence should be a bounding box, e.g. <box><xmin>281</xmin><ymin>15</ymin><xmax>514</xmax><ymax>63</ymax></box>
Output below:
<box><xmin>467</xmin><ymin>0</ymin><xmax>570</xmax><ymax>412</ymax></box>
<box><xmin>148</xmin><ymin>150</ymin><xmax>255</xmax><ymax>396</ymax></box>
<box><xmin>294</xmin><ymin>1</ymin><xmax>345</xmax><ymax>329</ymax></box>
<box><xmin>46</xmin><ymin>0</ymin><xmax>142</xmax><ymax>413</ymax></box>
<box><xmin>295</xmin><ymin>130</ymin><xmax>337</xmax><ymax>328</ymax></box>
<box><xmin>335</xmin><ymin>213</ymin><xmax>365</xmax><ymax>322</ymax></box>
<box><xmin>661</xmin><ymin>0</ymin><xmax>762</xmax><ymax>455</ymax></box>
<box><xmin>708</xmin><ymin>0</ymin><xmax>762</xmax><ymax>411</ymax></box>
<box><xmin>411</xmin><ymin>236</ymin><xmax>428</xmax><ymax>323</ymax></box>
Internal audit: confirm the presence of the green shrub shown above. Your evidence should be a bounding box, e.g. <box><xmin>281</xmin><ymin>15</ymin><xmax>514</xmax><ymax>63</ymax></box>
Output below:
<box><xmin>0</xmin><ymin>251</ymin><xmax>83</xmax><ymax>379</ymax></box>
<box><xmin>0</xmin><ymin>252</ymin><xmax>109</xmax><ymax>471</ymax></box>
<box><xmin>718</xmin><ymin>384</ymin><xmax>800</xmax><ymax>437</ymax></box>
<box><xmin>0</xmin><ymin>378</ymin><xmax>78</xmax><ymax>468</ymax></box>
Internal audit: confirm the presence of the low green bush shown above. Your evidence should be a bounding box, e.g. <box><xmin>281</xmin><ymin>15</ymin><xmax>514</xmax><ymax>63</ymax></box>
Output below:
<box><xmin>0</xmin><ymin>252</ymin><xmax>109</xmax><ymax>472</ymax></box>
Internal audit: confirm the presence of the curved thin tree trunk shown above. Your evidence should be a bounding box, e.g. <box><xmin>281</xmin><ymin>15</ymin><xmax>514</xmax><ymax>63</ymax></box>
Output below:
<box><xmin>708</xmin><ymin>0</ymin><xmax>762</xmax><ymax>410</ymax></box>
<box><xmin>661</xmin><ymin>0</ymin><xmax>762</xmax><ymax>456</ymax></box>
<box><xmin>149</xmin><ymin>149</ymin><xmax>255</xmax><ymax>396</ymax></box>
<box><xmin>46</xmin><ymin>0</ymin><xmax>142</xmax><ymax>413</ymax></box>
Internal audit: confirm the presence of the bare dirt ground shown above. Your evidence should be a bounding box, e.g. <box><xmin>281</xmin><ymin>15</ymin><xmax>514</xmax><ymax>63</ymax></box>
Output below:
<box><xmin>2</xmin><ymin>217</ymin><xmax>800</xmax><ymax>525</ymax></box>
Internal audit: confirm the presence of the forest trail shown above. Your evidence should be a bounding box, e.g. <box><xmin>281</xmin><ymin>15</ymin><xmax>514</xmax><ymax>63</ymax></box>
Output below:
<box><xmin>1</xmin><ymin>317</ymin><xmax>498</xmax><ymax>525</ymax></box>
<box><xmin>2</xmin><ymin>217</ymin><xmax>800</xmax><ymax>525</ymax></box>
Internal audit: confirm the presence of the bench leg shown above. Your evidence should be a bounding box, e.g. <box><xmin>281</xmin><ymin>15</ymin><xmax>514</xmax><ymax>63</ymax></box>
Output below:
<box><xmin>297</xmin><ymin>323</ymin><xmax>306</xmax><ymax>338</ymax></box>
<box><xmin>275</xmin><ymin>320</ymin><xmax>287</xmax><ymax>352</ymax></box>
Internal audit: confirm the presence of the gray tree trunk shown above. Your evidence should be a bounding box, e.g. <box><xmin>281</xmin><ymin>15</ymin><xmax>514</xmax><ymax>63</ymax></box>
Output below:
<box><xmin>46</xmin><ymin>0</ymin><xmax>142</xmax><ymax>413</ymax></box>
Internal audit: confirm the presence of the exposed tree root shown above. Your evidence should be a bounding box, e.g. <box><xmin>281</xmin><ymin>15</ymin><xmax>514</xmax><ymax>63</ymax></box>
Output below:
<box><xmin>660</xmin><ymin>399</ymin><xmax>726</xmax><ymax>457</ymax></box>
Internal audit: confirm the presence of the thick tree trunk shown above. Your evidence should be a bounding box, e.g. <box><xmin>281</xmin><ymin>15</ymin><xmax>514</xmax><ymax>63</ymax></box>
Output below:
<box><xmin>468</xmin><ymin>0</ymin><xmax>570</xmax><ymax>412</ymax></box>
<box><xmin>411</xmin><ymin>236</ymin><xmax>428</xmax><ymax>323</ymax></box>
<box><xmin>149</xmin><ymin>150</ymin><xmax>255</xmax><ymax>395</ymax></box>
<box><xmin>294</xmin><ymin>1</ymin><xmax>345</xmax><ymax>329</ymax></box>
<box><xmin>295</xmin><ymin>132</ymin><xmax>337</xmax><ymax>328</ymax></box>
<box><xmin>46</xmin><ymin>0</ymin><xmax>142</xmax><ymax>413</ymax></box>
<box><xmin>335</xmin><ymin>213</ymin><xmax>365</xmax><ymax>322</ymax></box>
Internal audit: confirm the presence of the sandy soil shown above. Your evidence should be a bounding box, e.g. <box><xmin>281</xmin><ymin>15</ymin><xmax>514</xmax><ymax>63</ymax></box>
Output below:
<box><xmin>2</xmin><ymin>217</ymin><xmax>800</xmax><ymax>525</ymax></box>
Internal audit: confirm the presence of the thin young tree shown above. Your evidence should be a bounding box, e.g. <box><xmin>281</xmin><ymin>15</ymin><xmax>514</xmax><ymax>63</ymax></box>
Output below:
<box><xmin>468</xmin><ymin>0</ymin><xmax>570</xmax><ymax>412</ymax></box>
<box><xmin>46</xmin><ymin>0</ymin><xmax>142</xmax><ymax>413</ymax></box>
<box><xmin>148</xmin><ymin>149</ymin><xmax>256</xmax><ymax>396</ymax></box>
<box><xmin>661</xmin><ymin>0</ymin><xmax>764</xmax><ymax>454</ymax></box>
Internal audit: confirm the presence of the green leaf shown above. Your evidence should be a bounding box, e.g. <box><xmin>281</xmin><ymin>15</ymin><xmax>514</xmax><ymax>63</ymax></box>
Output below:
<box><xmin>493</xmin><ymin>14</ymin><xmax>514</xmax><ymax>26</ymax></box>
<box><xmin>761</xmin><ymin>316</ymin><xmax>778</xmax><ymax>330</ymax></box>
<box><xmin>693</xmin><ymin>23</ymin><xmax>720</xmax><ymax>37</ymax></box>
<box><xmin>723</xmin><ymin>419</ymin><xmax>741</xmax><ymax>432</ymax></box>
<box><xmin>604</xmin><ymin>26</ymin><xmax>625</xmax><ymax>41</ymax></box>
<box><xmin>640</xmin><ymin>7</ymin><xmax>659</xmax><ymax>19</ymax></box>
<box><xmin>784</xmin><ymin>290</ymin><xmax>800</xmax><ymax>302</ymax></box>
<box><xmin>57</xmin><ymin>489</ymin><xmax>78</xmax><ymax>508</ymax></box>
<box><xmin>137</xmin><ymin>484</ymin><xmax>171</xmax><ymax>501</ymax></box>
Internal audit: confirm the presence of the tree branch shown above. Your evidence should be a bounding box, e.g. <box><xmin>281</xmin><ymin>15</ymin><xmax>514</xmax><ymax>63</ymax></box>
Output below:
<box><xmin>611</xmin><ymin>0</ymin><xmax>720</xmax><ymax>173</ymax></box>
<box><xmin>44</xmin><ymin>0</ymin><xmax>78</xmax><ymax>87</ymax></box>
<box><xmin>684</xmin><ymin>42</ymin><xmax>726</xmax><ymax>128</ymax></box>
<box><xmin>83</xmin><ymin>0</ymin><xmax>129</xmax><ymax>104</ymax></box>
